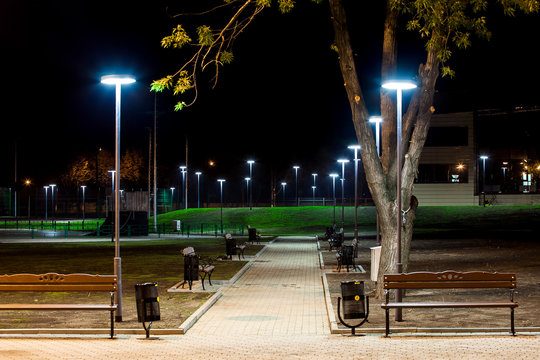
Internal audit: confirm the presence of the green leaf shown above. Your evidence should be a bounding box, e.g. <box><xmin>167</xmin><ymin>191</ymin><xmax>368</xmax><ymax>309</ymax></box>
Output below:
<box><xmin>220</xmin><ymin>51</ymin><xmax>234</xmax><ymax>64</ymax></box>
<box><xmin>197</xmin><ymin>25</ymin><xmax>214</xmax><ymax>47</ymax></box>
<box><xmin>174</xmin><ymin>101</ymin><xmax>187</xmax><ymax>111</ymax></box>
<box><xmin>150</xmin><ymin>76</ymin><xmax>173</xmax><ymax>92</ymax></box>
<box><xmin>278</xmin><ymin>0</ymin><xmax>295</xmax><ymax>13</ymax></box>
<box><xmin>161</xmin><ymin>25</ymin><xmax>191</xmax><ymax>49</ymax></box>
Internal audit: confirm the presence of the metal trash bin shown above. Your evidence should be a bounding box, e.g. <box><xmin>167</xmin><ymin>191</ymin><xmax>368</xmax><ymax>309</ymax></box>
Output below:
<box><xmin>337</xmin><ymin>280</ymin><xmax>369</xmax><ymax>335</ymax></box>
<box><xmin>135</xmin><ymin>282</ymin><xmax>161</xmax><ymax>338</ymax></box>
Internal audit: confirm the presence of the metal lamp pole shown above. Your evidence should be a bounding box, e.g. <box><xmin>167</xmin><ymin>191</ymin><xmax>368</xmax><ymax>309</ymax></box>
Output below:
<box><xmin>245</xmin><ymin>178</ymin><xmax>250</xmax><ymax>207</ymax></box>
<box><xmin>49</xmin><ymin>184</ymin><xmax>56</xmax><ymax>220</ymax></box>
<box><xmin>218</xmin><ymin>179</ymin><xmax>226</xmax><ymax>233</ymax></box>
<box><xmin>43</xmin><ymin>186</ymin><xmax>49</xmax><ymax>221</ymax></box>
<box><xmin>329</xmin><ymin>174</ymin><xmax>338</xmax><ymax>226</ymax></box>
<box><xmin>382</xmin><ymin>79</ymin><xmax>417</xmax><ymax>322</ymax></box>
<box><xmin>81</xmin><ymin>185</ymin><xmax>86</xmax><ymax>223</ymax></box>
<box><xmin>337</xmin><ymin>159</ymin><xmax>349</xmax><ymax>229</ymax></box>
<box><xmin>101</xmin><ymin>74</ymin><xmax>135</xmax><ymax>322</ymax></box>
<box><xmin>369</xmin><ymin>116</ymin><xmax>382</xmax><ymax>245</ymax></box>
<box><xmin>480</xmin><ymin>155</ymin><xmax>488</xmax><ymax>207</ymax></box>
<box><xmin>196</xmin><ymin>172</ymin><xmax>202</xmax><ymax>208</ymax></box>
<box><xmin>293</xmin><ymin>166</ymin><xmax>300</xmax><ymax>206</ymax></box>
<box><xmin>281</xmin><ymin>182</ymin><xmax>287</xmax><ymax>203</ymax></box>
<box><xmin>348</xmin><ymin>145</ymin><xmax>361</xmax><ymax>241</ymax></box>
<box><xmin>247</xmin><ymin>160</ymin><xmax>254</xmax><ymax>210</ymax></box>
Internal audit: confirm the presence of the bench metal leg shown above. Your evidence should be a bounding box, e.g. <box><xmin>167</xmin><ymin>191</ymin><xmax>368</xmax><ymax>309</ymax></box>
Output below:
<box><xmin>385</xmin><ymin>308</ymin><xmax>390</xmax><ymax>337</ymax></box>
<box><xmin>110</xmin><ymin>291</ymin><xmax>115</xmax><ymax>339</ymax></box>
<box><xmin>511</xmin><ymin>307</ymin><xmax>515</xmax><ymax>335</ymax></box>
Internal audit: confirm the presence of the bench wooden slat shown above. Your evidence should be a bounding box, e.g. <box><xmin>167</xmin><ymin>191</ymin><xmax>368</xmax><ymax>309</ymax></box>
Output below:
<box><xmin>383</xmin><ymin>271</ymin><xmax>516</xmax><ymax>282</ymax></box>
<box><xmin>384</xmin><ymin>281</ymin><xmax>516</xmax><ymax>289</ymax></box>
<box><xmin>0</xmin><ymin>284</ymin><xmax>117</xmax><ymax>291</ymax></box>
<box><xmin>0</xmin><ymin>304</ymin><xmax>118</xmax><ymax>311</ymax></box>
<box><xmin>0</xmin><ymin>273</ymin><xmax>117</xmax><ymax>284</ymax></box>
<box><xmin>381</xmin><ymin>301</ymin><xmax>518</xmax><ymax>309</ymax></box>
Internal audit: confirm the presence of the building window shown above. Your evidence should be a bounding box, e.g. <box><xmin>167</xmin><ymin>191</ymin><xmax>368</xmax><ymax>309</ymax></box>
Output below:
<box><xmin>424</xmin><ymin>127</ymin><xmax>468</xmax><ymax>147</ymax></box>
<box><xmin>416</xmin><ymin>164</ymin><xmax>469</xmax><ymax>183</ymax></box>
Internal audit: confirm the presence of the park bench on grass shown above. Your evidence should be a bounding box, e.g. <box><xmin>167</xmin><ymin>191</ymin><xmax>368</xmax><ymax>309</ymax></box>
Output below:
<box><xmin>381</xmin><ymin>271</ymin><xmax>518</xmax><ymax>337</ymax></box>
<box><xmin>336</xmin><ymin>239</ymin><xmax>359</xmax><ymax>272</ymax></box>
<box><xmin>198</xmin><ymin>257</ymin><xmax>215</xmax><ymax>291</ymax></box>
<box><xmin>0</xmin><ymin>273</ymin><xmax>118</xmax><ymax>338</ymax></box>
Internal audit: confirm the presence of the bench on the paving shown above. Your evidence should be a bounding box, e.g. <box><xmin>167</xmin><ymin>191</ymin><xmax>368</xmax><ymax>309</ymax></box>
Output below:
<box><xmin>198</xmin><ymin>257</ymin><xmax>215</xmax><ymax>291</ymax></box>
<box><xmin>247</xmin><ymin>227</ymin><xmax>261</xmax><ymax>244</ymax></box>
<box><xmin>327</xmin><ymin>228</ymin><xmax>344</xmax><ymax>251</ymax></box>
<box><xmin>381</xmin><ymin>270</ymin><xmax>518</xmax><ymax>337</ymax></box>
<box><xmin>0</xmin><ymin>273</ymin><xmax>118</xmax><ymax>338</ymax></box>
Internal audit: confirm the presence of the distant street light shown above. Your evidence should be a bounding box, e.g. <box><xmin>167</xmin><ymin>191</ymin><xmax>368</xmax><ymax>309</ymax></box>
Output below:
<box><xmin>81</xmin><ymin>185</ymin><xmax>87</xmax><ymax>223</ymax></box>
<box><xmin>101</xmin><ymin>73</ymin><xmax>136</xmax><ymax>322</ymax></box>
<box><xmin>312</xmin><ymin>186</ymin><xmax>317</xmax><ymax>206</ymax></box>
<box><xmin>245</xmin><ymin>177</ymin><xmax>251</xmax><ymax>207</ymax></box>
<box><xmin>170</xmin><ymin>187</ymin><xmax>175</xmax><ymax>211</ymax></box>
<box><xmin>218</xmin><ymin>179</ymin><xmax>226</xmax><ymax>232</ymax></box>
<box><xmin>337</xmin><ymin>159</ymin><xmax>349</xmax><ymax>228</ymax></box>
<box><xmin>281</xmin><ymin>182</ymin><xmax>287</xmax><ymax>203</ymax></box>
<box><xmin>49</xmin><ymin>184</ymin><xmax>56</xmax><ymax>219</ymax></box>
<box><xmin>329</xmin><ymin>173</ymin><xmax>339</xmax><ymax>226</ymax></box>
<box><xmin>480</xmin><ymin>155</ymin><xmax>489</xmax><ymax>206</ymax></box>
<box><xmin>382</xmin><ymin>78</ymin><xmax>417</xmax><ymax>322</ymax></box>
<box><xmin>293</xmin><ymin>166</ymin><xmax>300</xmax><ymax>206</ymax></box>
<box><xmin>195</xmin><ymin>172</ymin><xmax>202</xmax><ymax>208</ymax></box>
<box><xmin>43</xmin><ymin>186</ymin><xmax>49</xmax><ymax>221</ymax></box>
<box><xmin>179</xmin><ymin>166</ymin><xmax>186</xmax><ymax>210</ymax></box>
<box><xmin>247</xmin><ymin>160</ymin><xmax>254</xmax><ymax>210</ymax></box>
<box><xmin>348</xmin><ymin>145</ymin><xmax>361</xmax><ymax>241</ymax></box>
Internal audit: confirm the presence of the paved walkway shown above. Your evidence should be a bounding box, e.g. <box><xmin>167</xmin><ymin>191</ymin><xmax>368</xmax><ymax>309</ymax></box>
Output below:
<box><xmin>0</xmin><ymin>237</ymin><xmax>539</xmax><ymax>359</ymax></box>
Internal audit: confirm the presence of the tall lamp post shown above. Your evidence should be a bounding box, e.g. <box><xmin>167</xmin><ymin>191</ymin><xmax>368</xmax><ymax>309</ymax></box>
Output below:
<box><xmin>195</xmin><ymin>172</ymin><xmax>202</xmax><ymax>208</ymax></box>
<box><xmin>382</xmin><ymin>79</ymin><xmax>417</xmax><ymax>322</ymax></box>
<box><xmin>337</xmin><ymin>159</ymin><xmax>349</xmax><ymax>229</ymax></box>
<box><xmin>43</xmin><ymin>186</ymin><xmax>49</xmax><ymax>221</ymax></box>
<box><xmin>244</xmin><ymin>177</ymin><xmax>251</xmax><ymax>207</ymax></box>
<box><xmin>81</xmin><ymin>185</ymin><xmax>87</xmax><ymax>224</ymax></box>
<box><xmin>247</xmin><ymin>160</ymin><xmax>254</xmax><ymax>210</ymax></box>
<box><xmin>329</xmin><ymin>173</ymin><xmax>338</xmax><ymax>226</ymax></box>
<box><xmin>281</xmin><ymin>182</ymin><xmax>287</xmax><ymax>203</ymax></box>
<box><xmin>348</xmin><ymin>145</ymin><xmax>361</xmax><ymax>241</ymax></box>
<box><xmin>170</xmin><ymin>187</ymin><xmax>175</xmax><ymax>211</ymax></box>
<box><xmin>217</xmin><ymin>179</ymin><xmax>226</xmax><ymax>233</ymax></box>
<box><xmin>312</xmin><ymin>173</ymin><xmax>317</xmax><ymax>205</ymax></box>
<box><xmin>480</xmin><ymin>155</ymin><xmax>488</xmax><ymax>207</ymax></box>
<box><xmin>49</xmin><ymin>184</ymin><xmax>56</xmax><ymax>220</ymax></box>
<box><xmin>293</xmin><ymin>166</ymin><xmax>300</xmax><ymax>206</ymax></box>
<box><xmin>101</xmin><ymin>73</ymin><xmax>135</xmax><ymax>322</ymax></box>
<box><xmin>369</xmin><ymin>116</ymin><xmax>383</xmax><ymax>245</ymax></box>
<box><xmin>179</xmin><ymin>166</ymin><xmax>186</xmax><ymax>210</ymax></box>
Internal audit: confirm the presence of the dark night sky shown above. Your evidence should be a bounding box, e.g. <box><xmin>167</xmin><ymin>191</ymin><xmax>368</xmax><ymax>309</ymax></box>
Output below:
<box><xmin>1</xmin><ymin>0</ymin><xmax>539</xmax><ymax>202</ymax></box>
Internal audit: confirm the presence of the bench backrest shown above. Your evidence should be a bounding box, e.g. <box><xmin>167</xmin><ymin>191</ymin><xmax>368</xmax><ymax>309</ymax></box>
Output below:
<box><xmin>0</xmin><ymin>273</ymin><xmax>118</xmax><ymax>292</ymax></box>
<box><xmin>383</xmin><ymin>271</ymin><xmax>516</xmax><ymax>290</ymax></box>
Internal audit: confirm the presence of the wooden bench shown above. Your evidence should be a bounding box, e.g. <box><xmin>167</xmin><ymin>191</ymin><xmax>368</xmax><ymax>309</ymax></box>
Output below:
<box><xmin>381</xmin><ymin>271</ymin><xmax>518</xmax><ymax>337</ymax></box>
<box><xmin>0</xmin><ymin>273</ymin><xmax>118</xmax><ymax>338</ymax></box>
<box><xmin>328</xmin><ymin>228</ymin><xmax>344</xmax><ymax>251</ymax></box>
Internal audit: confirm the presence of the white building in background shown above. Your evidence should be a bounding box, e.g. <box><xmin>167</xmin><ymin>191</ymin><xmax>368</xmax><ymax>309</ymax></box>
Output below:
<box><xmin>413</xmin><ymin>112</ymin><xmax>479</xmax><ymax>206</ymax></box>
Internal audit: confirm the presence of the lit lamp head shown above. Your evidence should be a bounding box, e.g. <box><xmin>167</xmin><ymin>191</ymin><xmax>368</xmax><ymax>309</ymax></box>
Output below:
<box><xmin>329</xmin><ymin>173</ymin><xmax>339</xmax><ymax>179</ymax></box>
<box><xmin>369</xmin><ymin>116</ymin><xmax>382</xmax><ymax>124</ymax></box>
<box><xmin>100</xmin><ymin>75</ymin><xmax>136</xmax><ymax>85</ymax></box>
<box><xmin>480</xmin><ymin>155</ymin><xmax>488</xmax><ymax>160</ymax></box>
<box><xmin>381</xmin><ymin>80</ymin><xmax>417</xmax><ymax>90</ymax></box>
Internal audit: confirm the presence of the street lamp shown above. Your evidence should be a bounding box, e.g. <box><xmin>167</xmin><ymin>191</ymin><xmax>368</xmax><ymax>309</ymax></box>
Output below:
<box><xmin>382</xmin><ymin>78</ymin><xmax>417</xmax><ymax>322</ymax></box>
<box><xmin>370</xmin><ymin>116</ymin><xmax>383</xmax><ymax>246</ymax></box>
<box><xmin>217</xmin><ymin>179</ymin><xmax>226</xmax><ymax>233</ymax></box>
<box><xmin>480</xmin><ymin>155</ymin><xmax>488</xmax><ymax>207</ymax></box>
<box><xmin>101</xmin><ymin>73</ymin><xmax>135</xmax><ymax>322</ymax></box>
<box><xmin>312</xmin><ymin>173</ymin><xmax>318</xmax><ymax>206</ymax></box>
<box><xmin>247</xmin><ymin>160</ymin><xmax>254</xmax><ymax>210</ymax></box>
<box><xmin>170</xmin><ymin>187</ymin><xmax>175</xmax><ymax>211</ymax></box>
<box><xmin>43</xmin><ymin>186</ymin><xmax>49</xmax><ymax>221</ymax></box>
<box><xmin>179</xmin><ymin>166</ymin><xmax>186</xmax><ymax>210</ymax></box>
<box><xmin>81</xmin><ymin>185</ymin><xmax>87</xmax><ymax>223</ymax></box>
<box><xmin>108</xmin><ymin>170</ymin><xmax>116</xmax><ymax>217</ymax></box>
<box><xmin>195</xmin><ymin>172</ymin><xmax>202</xmax><ymax>208</ymax></box>
<box><xmin>329</xmin><ymin>173</ymin><xmax>339</xmax><ymax>226</ymax></box>
<box><xmin>293</xmin><ymin>166</ymin><xmax>300</xmax><ymax>206</ymax></box>
<box><xmin>348</xmin><ymin>145</ymin><xmax>361</xmax><ymax>242</ymax></box>
<box><xmin>281</xmin><ymin>182</ymin><xmax>287</xmax><ymax>203</ymax></box>
<box><xmin>312</xmin><ymin>186</ymin><xmax>317</xmax><ymax>205</ymax></box>
<box><xmin>49</xmin><ymin>184</ymin><xmax>56</xmax><ymax>219</ymax></box>
<box><xmin>244</xmin><ymin>177</ymin><xmax>251</xmax><ymax>207</ymax></box>
<box><xmin>337</xmin><ymin>159</ymin><xmax>349</xmax><ymax>229</ymax></box>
